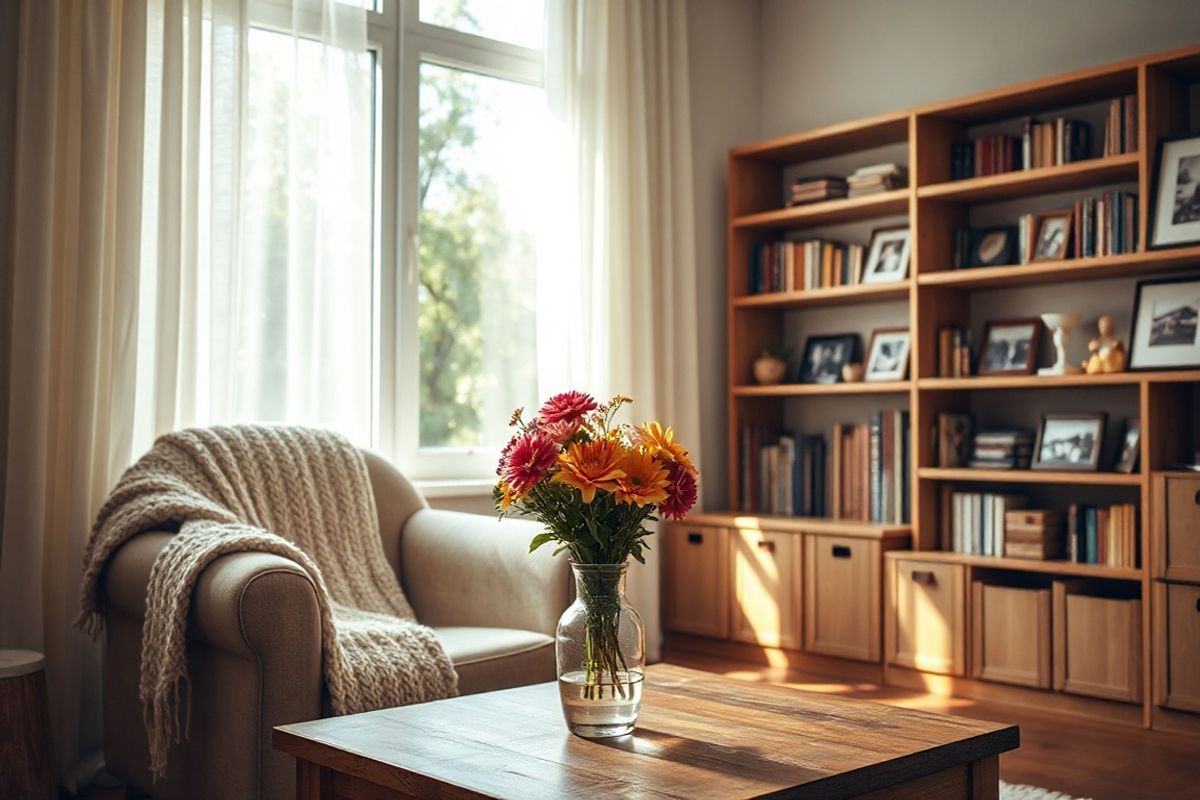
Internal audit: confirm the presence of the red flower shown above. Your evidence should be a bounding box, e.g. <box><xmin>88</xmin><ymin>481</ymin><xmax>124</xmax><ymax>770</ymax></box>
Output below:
<box><xmin>659</xmin><ymin>461</ymin><xmax>698</xmax><ymax>520</ymax></box>
<box><xmin>538</xmin><ymin>417</ymin><xmax>582</xmax><ymax>443</ymax></box>
<box><xmin>501</xmin><ymin>432</ymin><xmax>559</xmax><ymax>494</ymax></box>
<box><xmin>537</xmin><ymin>390</ymin><xmax>598</xmax><ymax>426</ymax></box>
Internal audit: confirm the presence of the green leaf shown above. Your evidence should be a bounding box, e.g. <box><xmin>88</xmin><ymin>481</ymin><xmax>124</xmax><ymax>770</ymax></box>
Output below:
<box><xmin>528</xmin><ymin>532</ymin><xmax>555</xmax><ymax>553</ymax></box>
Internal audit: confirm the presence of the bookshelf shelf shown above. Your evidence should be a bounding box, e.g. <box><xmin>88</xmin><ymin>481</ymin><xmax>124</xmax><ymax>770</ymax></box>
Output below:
<box><xmin>732</xmin><ymin>190</ymin><xmax>909</xmax><ymax>230</ymax></box>
<box><xmin>685</xmin><ymin>511</ymin><xmax>911</xmax><ymax>540</ymax></box>
<box><xmin>733</xmin><ymin>381</ymin><xmax>911</xmax><ymax>397</ymax></box>
<box><xmin>918</xmin><ymin>373</ymin><xmax>1141</xmax><ymax>390</ymax></box>
<box><xmin>730</xmin><ymin>110</ymin><xmax>909</xmax><ymax>163</ymax></box>
<box><xmin>916</xmin><ymin>246</ymin><xmax>1200</xmax><ymax>290</ymax></box>
<box><xmin>733</xmin><ymin>281</ymin><xmax>910</xmax><ymax>310</ymax></box>
<box><xmin>884</xmin><ymin>549</ymin><xmax>1142</xmax><ymax>581</ymax></box>
<box><xmin>918</xmin><ymin>467</ymin><xmax>1142</xmax><ymax>486</ymax></box>
<box><xmin>916</xmin><ymin>153</ymin><xmax>1138</xmax><ymax>204</ymax></box>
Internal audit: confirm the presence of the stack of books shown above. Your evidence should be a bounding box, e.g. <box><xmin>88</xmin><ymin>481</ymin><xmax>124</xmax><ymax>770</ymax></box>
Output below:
<box><xmin>1021</xmin><ymin>117</ymin><xmax>1091</xmax><ymax>169</ymax></box>
<box><xmin>969</xmin><ymin>429</ymin><xmax>1034</xmax><ymax>469</ymax></box>
<box><xmin>847</xmin><ymin>163</ymin><xmax>907</xmax><ymax>196</ymax></box>
<box><xmin>936</xmin><ymin>326</ymin><xmax>973</xmax><ymax>377</ymax></box>
<box><xmin>831</xmin><ymin>410</ymin><xmax>910</xmax><ymax>524</ymax></box>
<box><xmin>1101</xmin><ymin>95</ymin><xmax>1138</xmax><ymax>157</ymax></box>
<box><xmin>1067</xmin><ymin>503</ymin><xmax>1138</xmax><ymax>567</ymax></box>
<box><xmin>944</xmin><ymin>491</ymin><xmax>1029</xmax><ymax>556</ymax></box>
<box><xmin>1073</xmin><ymin>190</ymin><xmax>1138</xmax><ymax>257</ymax></box>
<box><xmin>748</xmin><ymin>239</ymin><xmax>865</xmax><ymax>294</ymax></box>
<box><xmin>1004</xmin><ymin>510</ymin><xmax>1065</xmax><ymax>560</ymax></box>
<box><xmin>738</xmin><ymin>427</ymin><xmax>827</xmax><ymax>517</ymax></box>
<box><xmin>951</xmin><ymin>135</ymin><xmax>1020</xmax><ymax>179</ymax></box>
<box><xmin>789</xmin><ymin>175</ymin><xmax>847</xmax><ymax>206</ymax></box>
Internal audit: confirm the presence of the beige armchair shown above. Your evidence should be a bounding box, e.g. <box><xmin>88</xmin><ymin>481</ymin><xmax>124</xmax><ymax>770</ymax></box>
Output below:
<box><xmin>99</xmin><ymin>451</ymin><xmax>571</xmax><ymax>799</ymax></box>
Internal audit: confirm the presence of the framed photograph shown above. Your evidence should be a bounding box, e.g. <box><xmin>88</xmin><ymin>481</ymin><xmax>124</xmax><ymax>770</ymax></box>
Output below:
<box><xmin>864</xmin><ymin>327</ymin><xmax>911</xmax><ymax>381</ymax></box>
<box><xmin>798</xmin><ymin>333</ymin><xmax>859</xmax><ymax>384</ymax></box>
<box><xmin>1129</xmin><ymin>275</ymin><xmax>1200</xmax><ymax>370</ymax></box>
<box><xmin>1033</xmin><ymin>413</ymin><xmax>1106</xmax><ymax>471</ymax></box>
<box><xmin>1032</xmin><ymin>210</ymin><xmax>1072</xmax><ymax>261</ymax></box>
<box><xmin>967</xmin><ymin>226</ymin><xmax>1017</xmax><ymax>268</ymax></box>
<box><xmin>1149</xmin><ymin>133</ymin><xmax>1200</xmax><ymax>249</ymax></box>
<box><xmin>1114</xmin><ymin>419</ymin><xmax>1141</xmax><ymax>474</ymax></box>
<box><xmin>863</xmin><ymin>226</ymin><xmax>911</xmax><ymax>284</ymax></box>
<box><xmin>979</xmin><ymin>318</ymin><xmax>1042</xmax><ymax>375</ymax></box>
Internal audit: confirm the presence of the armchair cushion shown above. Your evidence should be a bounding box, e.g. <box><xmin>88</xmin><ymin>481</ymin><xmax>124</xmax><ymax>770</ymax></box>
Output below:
<box><xmin>433</xmin><ymin>627</ymin><xmax>556</xmax><ymax>695</ymax></box>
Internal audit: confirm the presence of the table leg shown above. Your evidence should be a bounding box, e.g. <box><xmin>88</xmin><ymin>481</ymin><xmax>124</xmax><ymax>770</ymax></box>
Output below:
<box><xmin>296</xmin><ymin>759</ymin><xmax>332</xmax><ymax>800</ymax></box>
<box><xmin>969</xmin><ymin>755</ymin><xmax>999</xmax><ymax>800</ymax></box>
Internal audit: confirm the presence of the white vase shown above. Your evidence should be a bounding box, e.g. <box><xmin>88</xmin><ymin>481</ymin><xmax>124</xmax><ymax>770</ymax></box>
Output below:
<box><xmin>1038</xmin><ymin>313</ymin><xmax>1082</xmax><ymax>376</ymax></box>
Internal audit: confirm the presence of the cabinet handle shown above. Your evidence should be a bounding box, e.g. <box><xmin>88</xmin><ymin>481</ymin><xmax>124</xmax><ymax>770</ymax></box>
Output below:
<box><xmin>757</xmin><ymin>539</ymin><xmax>776</xmax><ymax>553</ymax></box>
<box><xmin>832</xmin><ymin>544</ymin><xmax>852</xmax><ymax>559</ymax></box>
<box><xmin>912</xmin><ymin>570</ymin><xmax>936</xmax><ymax>586</ymax></box>
<box><xmin>687</xmin><ymin>532</ymin><xmax>703</xmax><ymax>544</ymax></box>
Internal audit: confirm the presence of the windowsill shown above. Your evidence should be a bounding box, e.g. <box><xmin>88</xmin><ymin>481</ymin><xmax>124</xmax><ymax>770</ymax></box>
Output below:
<box><xmin>413</xmin><ymin>478</ymin><xmax>496</xmax><ymax>498</ymax></box>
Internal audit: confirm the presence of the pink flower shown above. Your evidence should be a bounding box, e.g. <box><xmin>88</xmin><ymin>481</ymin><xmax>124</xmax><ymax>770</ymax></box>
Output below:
<box><xmin>501</xmin><ymin>432</ymin><xmax>559</xmax><ymax>494</ymax></box>
<box><xmin>538</xmin><ymin>417</ymin><xmax>581</xmax><ymax>443</ymax></box>
<box><xmin>537</xmin><ymin>390</ymin><xmax>598</xmax><ymax>426</ymax></box>
<box><xmin>659</xmin><ymin>461</ymin><xmax>698</xmax><ymax>520</ymax></box>
<box><xmin>497</xmin><ymin>436</ymin><xmax>517</xmax><ymax>476</ymax></box>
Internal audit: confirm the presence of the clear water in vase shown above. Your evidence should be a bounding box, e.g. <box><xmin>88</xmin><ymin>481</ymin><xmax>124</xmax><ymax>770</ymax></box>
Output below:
<box><xmin>557</xmin><ymin>668</ymin><xmax>644</xmax><ymax>738</ymax></box>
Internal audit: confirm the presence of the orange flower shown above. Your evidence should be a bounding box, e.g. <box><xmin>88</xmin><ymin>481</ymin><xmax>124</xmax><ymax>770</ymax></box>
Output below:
<box><xmin>497</xmin><ymin>481</ymin><xmax>525</xmax><ymax>511</ymax></box>
<box><xmin>553</xmin><ymin>439</ymin><xmax>625</xmax><ymax>503</ymax></box>
<box><xmin>636</xmin><ymin>422</ymin><xmax>696</xmax><ymax>474</ymax></box>
<box><xmin>611</xmin><ymin>451</ymin><xmax>670</xmax><ymax>507</ymax></box>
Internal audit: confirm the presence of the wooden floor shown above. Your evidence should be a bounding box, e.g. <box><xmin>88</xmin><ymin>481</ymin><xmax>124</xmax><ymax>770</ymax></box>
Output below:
<box><xmin>662</xmin><ymin>649</ymin><xmax>1200</xmax><ymax>800</ymax></box>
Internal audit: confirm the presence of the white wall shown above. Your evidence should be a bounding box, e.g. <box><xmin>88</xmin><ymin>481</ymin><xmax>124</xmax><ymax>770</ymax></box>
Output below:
<box><xmin>760</xmin><ymin>0</ymin><xmax>1200</xmax><ymax>137</ymax></box>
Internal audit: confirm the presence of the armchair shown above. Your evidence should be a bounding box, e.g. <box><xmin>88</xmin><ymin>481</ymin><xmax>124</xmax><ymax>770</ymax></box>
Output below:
<box><xmin>100</xmin><ymin>451</ymin><xmax>571</xmax><ymax>799</ymax></box>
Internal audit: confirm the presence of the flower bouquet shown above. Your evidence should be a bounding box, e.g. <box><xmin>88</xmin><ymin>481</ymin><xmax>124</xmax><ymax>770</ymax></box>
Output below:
<box><xmin>495</xmin><ymin>391</ymin><xmax>697</xmax><ymax>737</ymax></box>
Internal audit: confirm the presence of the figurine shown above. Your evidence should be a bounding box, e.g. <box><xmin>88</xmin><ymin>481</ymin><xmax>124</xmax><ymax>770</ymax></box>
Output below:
<box><xmin>1083</xmin><ymin>314</ymin><xmax>1127</xmax><ymax>373</ymax></box>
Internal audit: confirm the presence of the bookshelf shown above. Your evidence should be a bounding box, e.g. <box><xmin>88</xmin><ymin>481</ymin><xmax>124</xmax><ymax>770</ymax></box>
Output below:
<box><xmin>671</xmin><ymin>43</ymin><xmax>1200</xmax><ymax>734</ymax></box>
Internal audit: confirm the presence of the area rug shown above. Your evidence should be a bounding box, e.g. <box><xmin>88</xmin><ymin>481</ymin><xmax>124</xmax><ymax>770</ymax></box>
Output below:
<box><xmin>1000</xmin><ymin>781</ymin><xmax>1090</xmax><ymax>800</ymax></box>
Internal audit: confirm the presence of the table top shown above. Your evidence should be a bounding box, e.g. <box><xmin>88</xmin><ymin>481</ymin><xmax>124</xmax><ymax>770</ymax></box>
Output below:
<box><xmin>274</xmin><ymin>664</ymin><xmax>1018</xmax><ymax>799</ymax></box>
<box><xmin>0</xmin><ymin>650</ymin><xmax>45</xmax><ymax>679</ymax></box>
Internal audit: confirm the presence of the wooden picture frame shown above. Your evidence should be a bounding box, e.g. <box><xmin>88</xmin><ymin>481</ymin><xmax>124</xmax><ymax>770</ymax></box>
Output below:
<box><xmin>1128</xmin><ymin>274</ymin><xmax>1200</xmax><ymax>370</ymax></box>
<box><xmin>1148</xmin><ymin>132</ymin><xmax>1200</xmax><ymax>250</ymax></box>
<box><xmin>863</xmin><ymin>327</ymin><xmax>910</xmax><ymax>381</ymax></box>
<box><xmin>979</xmin><ymin>318</ymin><xmax>1042</xmax><ymax>375</ymax></box>
<box><xmin>797</xmin><ymin>333</ymin><xmax>859</xmax><ymax>384</ymax></box>
<box><xmin>862</xmin><ymin>226</ymin><xmax>910</xmax><ymax>284</ymax></box>
<box><xmin>1033</xmin><ymin>413</ymin><xmax>1106</xmax><ymax>472</ymax></box>
<box><xmin>1031</xmin><ymin>210</ymin><xmax>1073</xmax><ymax>262</ymax></box>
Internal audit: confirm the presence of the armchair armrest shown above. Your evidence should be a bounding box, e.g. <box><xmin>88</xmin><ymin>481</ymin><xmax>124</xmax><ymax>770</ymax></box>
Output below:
<box><xmin>400</xmin><ymin>509</ymin><xmax>571</xmax><ymax>636</ymax></box>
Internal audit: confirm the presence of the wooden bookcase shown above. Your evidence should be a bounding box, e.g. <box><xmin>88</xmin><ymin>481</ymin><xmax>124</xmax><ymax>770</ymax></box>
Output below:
<box><xmin>671</xmin><ymin>43</ymin><xmax>1200</xmax><ymax>733</ymax></box>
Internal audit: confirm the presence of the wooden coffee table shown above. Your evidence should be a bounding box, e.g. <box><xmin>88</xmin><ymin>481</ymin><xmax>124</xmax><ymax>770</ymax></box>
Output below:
<box><xmin>274</xmin><ymin>664</ymin><xmax>1018</xmax><ymax>799</ymax></box>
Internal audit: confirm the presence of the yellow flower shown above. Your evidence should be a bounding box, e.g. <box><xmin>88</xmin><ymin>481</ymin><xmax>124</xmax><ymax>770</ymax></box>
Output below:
<box><xmin>553</xmin><ymin>439</ymin><xmax>626</xmax><ymax>503</ymax></box>
<box><xmin>497</xmin><ymin>482</ymin><xmax>525</xmax><ymax>511</ymax></box>
<box><xmin>636</xmin><ymin>422</ymin><xmax>696</xmax><ymax>474</ymax></box>
<box><xmin>611</xmin><ymin>451</ymin><xmax>670</xmax><ymax>507</ymax></box>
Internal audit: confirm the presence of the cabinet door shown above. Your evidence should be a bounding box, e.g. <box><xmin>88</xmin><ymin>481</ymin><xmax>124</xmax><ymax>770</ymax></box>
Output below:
<box><xmin>971</xmin><ymin>583</ymin><xmax>1052</xmax><ymax>689</ymax></box>
<box><xmin>888</xmin><ymin>559</ymin><xmax>966</xmax><ymax>675</ymax></box>
<box><xmin>1156</xmin><ymin>477</ymin><xmax>1200</xmax><ymax>583</ymax></box>
<box><xmin>1162</xmin><ymin>582</ymin><xmax>1200</xmax><ymax>713</ymax></box>
<box><xmin>730</xmin><ymin>528</ymin><xmax>802</xmax><ymax>650</ymax></box>
<box><xmin>663</xmin><ymin>524</ymin><xmax>729</xmax><ymax>639</ymax></box>
<box><xmin>804</xmin><ymin>536</ymin><xmax>880</xmax><ymax>662</ymax></box>
<box><xmin>1052</xmin><ymin>583</ymin><xmax>1142</xmax><ymax>703</ymax></box>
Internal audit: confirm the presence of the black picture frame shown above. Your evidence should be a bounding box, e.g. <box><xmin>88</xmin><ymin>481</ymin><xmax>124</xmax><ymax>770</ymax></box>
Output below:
<box><xmin>797</xmin><ymin>333</ymin><xmax>859</xmax><ymax>384</ymax></box>
<box><xmin>1147</xmin><ymin>132</ymin><xmax>1200</xmax><ymax>251</ymax></box>
<box><xmin>1128</xmin><ymin>274</ymin><xmax>1200</xmax><ymax>371</ymax></box>
<box><xmin>1032</xmin><ymin>413</ymin><xmax>1107</xmax><ymax>472</ymax></box>
<box><xmin>967</xmin><ymin>225</ymin><xmax>1017</xmax><ymax>268</ymax></box>
<box><xmin>1114</xmin><ymin>419</ymin><xmax>1141</xmax><ymax>474</ymax></box>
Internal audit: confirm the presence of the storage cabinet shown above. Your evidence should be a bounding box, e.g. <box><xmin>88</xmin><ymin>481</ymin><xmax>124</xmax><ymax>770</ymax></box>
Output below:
<box><xmin>663</xmin><ymin>523</ymin><xmax>729</xmax><ymax>639</ymax></box>
<box><xmin>1153</xmin><ymin>476</ymin><xmax>1200</xmax><ymax>584</ymax></box>
<box><xmin>1155</xmin><ymin>582</ymin><xmax>1200</xmax><ymax>714</ymax></box>
<box><xmin>805</xmin><ymin>536</ymin><xmax>880</xmax><ymax>661</ymax></box>
<box><xmin>1052</xmin><ymin>582</ymin><xmax>1142</xmax><ymax>703</ymax></box>
<box><xmin>730</xmin><ymin>527</ymin><xmax>802</xmax><ymax>649</ymax></box>
<box><xmin>887</xmin><ymin>558</ymin><xmax>966</xmax><ymax>675</ymax></box>
<box><xmin>971</xmin><ymin>583</ymin><xmax>1051</xmax><ymax>689</ymax></box>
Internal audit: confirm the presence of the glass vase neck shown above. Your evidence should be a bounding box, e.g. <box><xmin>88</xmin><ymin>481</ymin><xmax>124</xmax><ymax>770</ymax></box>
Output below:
<box><xmin>570</xmin><ymin>562</ymin><xmax>629</xmax><ymax>598</ymax></box>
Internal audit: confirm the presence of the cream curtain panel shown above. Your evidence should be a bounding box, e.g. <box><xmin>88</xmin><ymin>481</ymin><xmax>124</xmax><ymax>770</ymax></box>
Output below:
<box><xmin>0</xmin><ymin>0</ymin><xmax>370</xmax><ymax>788</ymax></box>
<box><xmin>543</xmin><ymin>0</ymin><xmax>702</xmax><ymax>661</ymax></box>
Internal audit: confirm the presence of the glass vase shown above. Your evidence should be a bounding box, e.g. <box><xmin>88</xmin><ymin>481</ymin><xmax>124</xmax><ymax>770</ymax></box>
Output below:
<box><xmin>556</xmin><ymin>562</ymin><xmax>645</xmax><ymax>738</ymax></box>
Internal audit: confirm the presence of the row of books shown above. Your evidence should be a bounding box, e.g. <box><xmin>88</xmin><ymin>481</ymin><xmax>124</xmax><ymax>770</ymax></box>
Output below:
<box><xmin>832</xmin><ymin>411</ymin><xmax>910</xmax><ymax>524</ymax></box>
<box><xmin>1067</xmin><ymin>503</ymin><xmax>1138</xmax><ymax>567</ymax></box>
<box><xmin>950</xmin><ymin>134</ymin><xmax>1021</xmax><ymax>179</ymax></box>
<box><xmin>936</xmin><ymin>327</ymin><xmax>974</xmax><ymax>378</ymax></box>
<box><xmin>943</xmin><ymin>491</ymin><xmax>1028</xmax><ymax>556</ymax></box>
<box><xmin>747</xmin><ymin>240</ymin><xmax>866</xmax><ymax>294</ymax></box>
<box><xmin>949</xmin><ymin>117</ymin><xmax>1094</xmax><ymax>180</ymax></box>
<box><xmin>969</xmin><ymin>429</ymin><xmax>1033</xmax><ymax>469</ymax></box>
<box><xmin>1101</xmin><ymin>95</ymin><xmax>1138</xmax><ymax>157</ymax></box>
<box><xmin>1072</xmin><ymin>190</ymin><xmax>1138</xmax><ymax>257</ymax></box>
<box><xmin>847</xmin><ymin>163</ymin><xmax>907</xmax><ymax>197</ymax></box>
<box><xmin>738</xmin><ymin>428</ymin><xmax>828</xmax><ymax>517</ymax></box>
<box><xmin>789</xmin><ymin>175</ymin><xmax>846</xmax><ymax>206</ymax></box>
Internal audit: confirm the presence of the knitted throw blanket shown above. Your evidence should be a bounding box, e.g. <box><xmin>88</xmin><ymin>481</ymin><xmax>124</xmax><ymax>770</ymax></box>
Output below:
<box><xmin>77</xmin><ymin>425</ymin><xmax>458</xmax><ymax>776</ymax></box>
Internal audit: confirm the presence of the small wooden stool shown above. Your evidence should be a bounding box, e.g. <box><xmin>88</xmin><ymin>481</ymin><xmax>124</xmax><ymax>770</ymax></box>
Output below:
<box><xmin>0</xmin><ymin>650</ymin><xmax>55</xmax><ymax>799</ymax></box>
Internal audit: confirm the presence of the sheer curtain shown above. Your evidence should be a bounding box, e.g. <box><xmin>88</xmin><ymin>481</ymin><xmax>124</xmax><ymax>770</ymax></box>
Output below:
<box><xmin>543</xmin><ymin>0</ymin><xmax>702</xmax><ymax>661</ymax></box>
<box><xmin>0</xmin><ymin>0</ymin><xmax>371</xmax><ymax>788</ymax></box>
